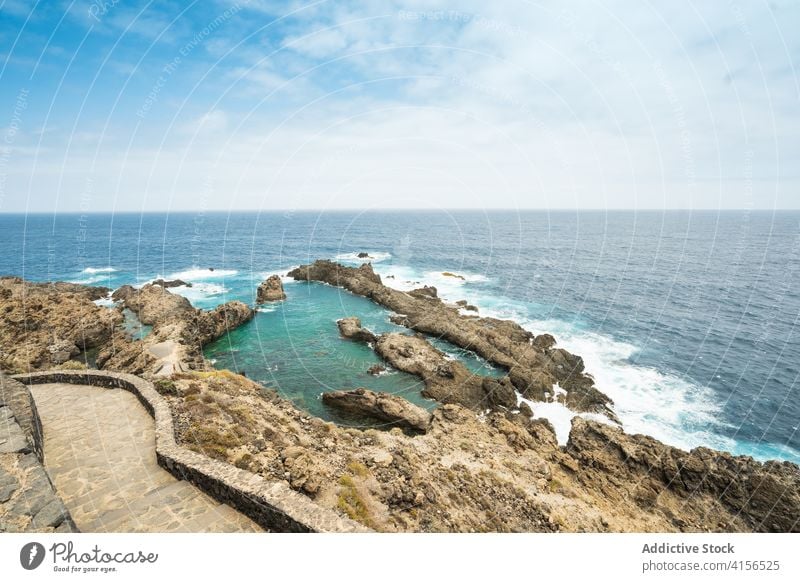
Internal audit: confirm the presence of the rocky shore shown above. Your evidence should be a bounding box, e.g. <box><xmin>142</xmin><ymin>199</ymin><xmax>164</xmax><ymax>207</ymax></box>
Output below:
<box><xmin>1</xmin><ymin>269</ymin><xmax>798</xmax><ymax>533</ymax></box>
<box><xmin>288</xmin><ymin>260</ymin><xmax>614</xmax><ymax>419</ymax></box>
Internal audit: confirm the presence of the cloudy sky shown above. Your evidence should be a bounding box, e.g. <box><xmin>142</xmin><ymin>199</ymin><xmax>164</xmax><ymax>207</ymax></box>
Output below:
<box><xmin>0</xmin><ymin>0</ymin><xmax>798</xmax><ymax>212</ymax></box>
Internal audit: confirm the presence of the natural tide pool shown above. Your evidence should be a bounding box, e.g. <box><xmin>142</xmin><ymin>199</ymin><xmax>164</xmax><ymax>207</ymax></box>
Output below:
<box><xmin>203</xmin><ymin>280</ymin><xmax>504</xmax><ymax>426</ymax></box>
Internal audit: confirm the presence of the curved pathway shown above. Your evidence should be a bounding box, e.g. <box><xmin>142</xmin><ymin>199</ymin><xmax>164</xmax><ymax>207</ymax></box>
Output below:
<box><xmin>30</xmin><ymin>383</ymin><xmax>262</xmax><ymax>532</ymax></box>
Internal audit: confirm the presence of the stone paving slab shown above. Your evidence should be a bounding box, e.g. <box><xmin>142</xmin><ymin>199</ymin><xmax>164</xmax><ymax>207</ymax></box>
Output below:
<box><xmin>30</xmin><ymin>383</ymin><xmax>262</xmax><ymax>533</ymax></box>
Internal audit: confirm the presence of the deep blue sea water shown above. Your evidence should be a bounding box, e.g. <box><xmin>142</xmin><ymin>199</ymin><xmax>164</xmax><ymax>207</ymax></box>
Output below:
<box><xmin>1</xmin><ymin>210</ymin><xmax>798</xmax><ymax>462</ymax></box>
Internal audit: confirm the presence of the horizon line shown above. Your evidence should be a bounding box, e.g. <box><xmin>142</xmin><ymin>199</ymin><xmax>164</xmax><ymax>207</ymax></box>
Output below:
<box><xmin>2</xmin><ymin>208</ymin><xmax>798</xmax><ymax>215</ymax></box>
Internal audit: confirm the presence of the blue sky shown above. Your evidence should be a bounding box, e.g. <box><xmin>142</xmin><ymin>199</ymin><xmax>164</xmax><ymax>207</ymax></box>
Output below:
<box><xmin>0</xmin><ymin>0</ymin><xmax>798</xmax><ymax>212</ymax></box>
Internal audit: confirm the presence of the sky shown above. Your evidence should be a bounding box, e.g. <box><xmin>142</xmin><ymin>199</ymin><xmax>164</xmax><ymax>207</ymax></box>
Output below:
<box><xmin>0</xmin><ymin>0</ymin><xmax>798</xmax><ymax>212</ymax></box>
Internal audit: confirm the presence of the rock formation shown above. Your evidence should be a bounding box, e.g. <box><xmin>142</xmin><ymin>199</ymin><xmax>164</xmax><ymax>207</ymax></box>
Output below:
<box><xmin>256</xmin><ymin>275</ymin><xmax>286</xmax><ymax>303</ymax></box>
<box><xmin>337</xmin><ymin>317</ymin><xmax>377</xmax><ymax>343</ymax></box>
<box><xmin>152</xmin><ymin>278</ymin><xmax>191</xmax><ymax>288</ymax></box>
<box><xmin>564</xmin><ymin>418</ymin><xmax>800</xmax><ymax>532</ymax></box>
<box><xmin>0</xmin><ymin>277</ymin><xmax>121</xmax><ymax>372</ymax></box>
<box><xmin>322</xmin><ymin>388</ymin><xmax>432</xmax><ymax>433</ymax></box>
<box><xmin>99</xmin><ymin>283</ymin><xmax>254</xmax><ymax>377</ymax></box>
<box><xmin>288</xmin><ymin>261</ymin><xmax>614</xmax><ymax>420</ymax></box>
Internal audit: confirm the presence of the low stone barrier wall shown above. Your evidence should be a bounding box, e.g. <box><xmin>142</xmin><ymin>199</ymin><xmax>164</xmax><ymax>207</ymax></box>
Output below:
<box><xmin>0</xmin><ymin>372</ymin><xmax>77</xmax><ymax>533</ymax></box>
<box><xmin>14</xmin><ymin>370</ymin><xmax>369</xmax><ymax>533</ymax></box>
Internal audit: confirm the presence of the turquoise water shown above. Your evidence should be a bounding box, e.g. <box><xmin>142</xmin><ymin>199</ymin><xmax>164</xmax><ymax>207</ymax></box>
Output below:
<box><xmin>1</xmin><ymin>210</ymin><xmax>799</xmax><ymax>462</ymax></box>
<box><xmin>203</xmin><ymin>280</ymin><xmax>503</xmax><ymax>426</ymax></box>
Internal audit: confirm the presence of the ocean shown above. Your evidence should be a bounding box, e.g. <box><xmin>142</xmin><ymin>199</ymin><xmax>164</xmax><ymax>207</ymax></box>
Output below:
<box><xmin>1</xmin><ymin>210</ymin><xmax>798</xmax><ymax>463</ymax></box>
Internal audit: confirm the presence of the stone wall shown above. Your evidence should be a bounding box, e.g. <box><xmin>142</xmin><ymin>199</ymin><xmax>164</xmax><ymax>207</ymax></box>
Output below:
<box><xmin>14</xmin><ymin>370</ymin><xmax>369</xmax><ymax>533</ymax></box>
<box><xmin>0</xmin><ymin>372</ymin><xmax>77</xmax><ymax>532</ymax></box>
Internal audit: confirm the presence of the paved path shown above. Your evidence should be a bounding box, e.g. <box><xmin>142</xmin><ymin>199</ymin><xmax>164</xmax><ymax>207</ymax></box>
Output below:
<box><xmin>30</xmin><ymin>383</ymin><xmax>262</xmax><ymax>533</ymax></box>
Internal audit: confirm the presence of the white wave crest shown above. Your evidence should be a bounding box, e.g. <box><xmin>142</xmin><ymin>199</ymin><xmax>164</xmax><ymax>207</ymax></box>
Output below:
<box><xmin>168</xmin><ymin>267</ymin><xmax>238</xmax><ymax>281</ymax></box>
<box><xmin>82</xmin><ymin>267</ymin><xmax>117</xmax><ymax>274</ymax></box>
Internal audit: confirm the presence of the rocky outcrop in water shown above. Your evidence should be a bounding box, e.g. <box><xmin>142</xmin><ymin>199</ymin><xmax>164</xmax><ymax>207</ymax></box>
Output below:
<box><xmin>337</xmin><ymin>317</ymin><xmax>377</xmax><ymax>343</ymax></box>
<box><xmin>287</xmin><ymin>261</ymin><xmax>615</xmax><ymax>420</ymax></box>
<box><xmin>0</xmin><ymin>277</ymin><xmax>121</xmax><ymax>373</ymax></box>
<box><xmin>322</xmin><ymin>388</ymin><xmax>432</xmax><ymax>433</ymax></box>
<box><xmin>257</xmin><ymin>275</ymin><xmax>286</xmax><ymax>303</ymax></box>
<box><xmin>152</xmin><ymin>278</ymin><xmax>191</xmax><ymax>288</ymax></box>
<box><xmin>374</xmin><ymin>333</ymin><xmax>487</xmax><ymax>409</ymax></box>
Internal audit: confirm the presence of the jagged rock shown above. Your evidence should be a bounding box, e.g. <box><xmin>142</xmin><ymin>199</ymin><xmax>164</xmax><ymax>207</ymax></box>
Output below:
<box><xmin>192</xmin><ymin>301</ymin><xmax>255</xmax><ymax>346</ymax></box>
<box><xmin>367</xmin><ymin>364</ymin><xmax>386</xmax><ymax>376</ymax></box>
<box><xmin>442</xmin><ymin>272</ymin><xmax>465</xmax><ymax>280</ymax></box>
<box><xmin>152</xmin><ymin>278</ymin><xmax>191</xmax><ymax>288</ymax></box>
<box><xmin>288</xmin><ymin>260</ymin><xmax>615</xmax><ymax>421</ymax></box>
<box><xmin>0</xmin><ymin>277</ymin><xmax>121</xmax><ymax>373</ymax></box>
<box><xmin>482</xmin><ymin>377</ymin><xmax>517</xmax><ymax>409</ymax></box>
<box><xmin>100</xmin><ymin>283</ymin><xmax>253</xmax><ymax>377</ymax></box>
<box><xmin>357</xmin><ymin>252</ymin><xmax>370</xmax><ymax>258</ymax></box>
<box><xmin>409</xmin><ymin>286</ymin><xmax>438</xmax><ymax>299</ymax></box>
<box><xmin>566</xmin><ymin>418</ymin><xmax>800</xmax><ymax>532</ymax></box>
<box><xmin>374</xmin><ymin>333</ymin><xmax>487</xmax><ymax>409</ymax></box>
<box><xmin>519</xmin><ymin>401</ymin><xmax>533</xmax><ymax>417</ymax></box>
<box><xmin>337</xmin><ymin>317</ymin><xmax>377</xmax><ymax>343</ymax></box>
<box><xmin>256</xmin><ymin>275</ymin><xmax>286</xmax><ymax>303</ymax></box>
<box><xmin>533</xmin><ymin>334</ymin><xmax>556</xmax><ymax>350</ymax></box>
<box><xmin>114</xmin><ymin>283</ymin><xmax>194</xmax><ymax>325</ymax></box>
<box><xmin>322</xmin><ymin>388</ymin><xmax>432</xmax><ymax>433</ymax></box>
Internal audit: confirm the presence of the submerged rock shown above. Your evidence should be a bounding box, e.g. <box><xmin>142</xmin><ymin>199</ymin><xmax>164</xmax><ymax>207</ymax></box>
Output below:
<box><xmin>357</xmin><ymin>252</ymin><xmax>370</xmax><ymax>258</ymax></box>
<box><xmin>256</xmin><ymin>275</ymin><xmax>286</xmax><ymax>303</ymax></box>
<box><xmin>322</xmin><ymin>388</ymin><xmax>432</xmax><ymax>433</ymax></box>
<box><xmin>442</xmin><ymin>272</ymin><xmax>465</xmax><ymax>280</ymax></box>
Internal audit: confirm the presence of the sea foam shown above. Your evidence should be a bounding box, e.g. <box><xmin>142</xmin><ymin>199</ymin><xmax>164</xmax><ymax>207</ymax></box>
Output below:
<box><xmin>167</xmin><ymin>267</ymin><xmax>238</xmax><ymax>281</ymax></box>
<box><xmin>335</xmin><ymin>251</ymin><xmax>392</xmax><ymax>263</ymax></box>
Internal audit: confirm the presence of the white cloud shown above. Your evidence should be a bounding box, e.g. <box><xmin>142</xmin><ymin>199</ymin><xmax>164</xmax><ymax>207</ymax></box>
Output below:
<box><xmin>5</xmin><ymin>0</ymin><xmax>799</xmax><ymax>211</ymax></box>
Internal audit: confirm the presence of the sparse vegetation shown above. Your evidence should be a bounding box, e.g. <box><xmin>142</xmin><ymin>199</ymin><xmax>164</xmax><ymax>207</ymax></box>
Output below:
<box><xmin>346</xmin><ymin>460</ymin><xmax>369</xmax><ymax>478</ymax></box>
<box><xmin>336</xmin><ymin>474</ymin><xmax>374</xmax><ymax>528</ymax></box>
<box><xmin>153</xmin><ymin>378</ymin><xmax>178</xmax><ymax>396</ymax></box>
<box><xmin>184</xmin><ymin>423</ymin><xmax>242</xmax><ymax>461</ymax></box>
<box><xmin>58</xmin><ymin>360</ymin><xmax>87</xmax><ymax>370</ymax></box>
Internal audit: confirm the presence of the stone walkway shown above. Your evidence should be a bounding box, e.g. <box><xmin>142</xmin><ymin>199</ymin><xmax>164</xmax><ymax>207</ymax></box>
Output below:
<box><xmin>30</xmin><ymin>383</ymin><xmax>262</xmax><ymax>533</ymax></box>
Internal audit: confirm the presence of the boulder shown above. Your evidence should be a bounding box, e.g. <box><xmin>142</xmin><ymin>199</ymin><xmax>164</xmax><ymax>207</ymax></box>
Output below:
<box><xmin>357</xmin><ymin>252</ymin><xmax>370</xmax><ymax>258</ymax></box>
<box><xmin>257</xmin><ymin>275</ymin><xmax>286</xmax><ymax>303</ymax></box>
<box><xmin>367</xmin><ymin>364</ymin><xmax>386</xmax><ymax>375</ymax></box>
<box><xmin>322</xmin><ymin>388</ymin><xmax>432</xmax><ymax>433</ymax></box>
<box><xmin>337</xmin><ymin>317</ymin><xmax>377</xmax><ymax>343</ymax></box>
<box><xmin>48</xmin><ymin>340</ymin><xmax>79</xmax><ymax>365</ymax></box>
